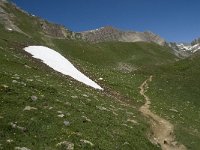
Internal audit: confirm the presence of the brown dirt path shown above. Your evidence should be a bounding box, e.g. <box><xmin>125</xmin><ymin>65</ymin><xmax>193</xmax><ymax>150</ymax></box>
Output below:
<box><xmin>139</xmin><ymin>76</ymin><xmax>186</xmax><ymax>150</ymax></box>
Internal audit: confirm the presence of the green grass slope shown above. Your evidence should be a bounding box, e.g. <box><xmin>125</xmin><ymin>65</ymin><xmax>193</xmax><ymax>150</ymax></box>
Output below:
<box><xmin>0</xmin><ymin>25</ymin><xmax>159</xmax><ymax>149</ymax></box>
<box><xmin>52</xmin><ymin>39</ymin><xmax>176</xmax><ymax>67</ymax></box>
<box><xmin>139</xmin><ymin>55</ymin><xmax>200</xmax><ymax>149</ymax></box>
<box><xmin>2</xmin><ymin>1</ymin><xmax>200</xmax><ymax>150</ymax></box>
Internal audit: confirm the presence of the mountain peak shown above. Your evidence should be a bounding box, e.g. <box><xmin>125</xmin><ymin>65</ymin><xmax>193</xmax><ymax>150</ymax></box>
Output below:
<box><xmin>80</xmin><ymin>26</ymin><xmax>165</xmax><ymax>45</ymax></box>
<box><xmin>100</xmin><ymin>26</ymin><xmax>119</xmax><ymax>30</ymax></box>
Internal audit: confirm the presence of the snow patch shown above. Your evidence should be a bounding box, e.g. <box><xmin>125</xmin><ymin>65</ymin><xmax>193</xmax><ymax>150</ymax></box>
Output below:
<box><xmin>24</xmin><ymin>46</ymin><xmax>103</xmax><ymax>90</ymax></box>
<box><xmin>176</xmin><ymin>43</ymin><xmax>200</xmax><ymax>53</ymax></box>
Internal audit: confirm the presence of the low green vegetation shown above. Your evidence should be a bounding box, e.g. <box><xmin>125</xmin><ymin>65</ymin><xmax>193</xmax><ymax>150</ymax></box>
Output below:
<box><xmin>144</xmin><ymin>56</ymin><xmax>200</xmax><ymax>149</ymax></box>
<box><xmin>52</xmin><ymin>39</ymin><xmax>176</xmax><ymax>67</ymax></box>
<box><xmin>0</xmin><ymin>11</ymin><xmax>160</xmax><ymax>149</ymax></box>
<box><xmin>1</xmin><ymin>2</ymin><xmax>200</xmax><ymax>149</ymax></box>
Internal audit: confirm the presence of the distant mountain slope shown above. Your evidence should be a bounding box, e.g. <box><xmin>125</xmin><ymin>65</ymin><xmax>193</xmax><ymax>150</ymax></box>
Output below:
<box><xmin>52</xmin><ymin>40</ymin><xmax>177</xmax><ymax>70</ymax></box>
<box><xmin>168</xmin><ymin>38</ymin><xmax>200</xmax><ymax>58</ymax></box>
<box><xmin>80</xmin><ymin>26</ymin><xmax>166</xmax><ymax>46</ymax></box>
<box><xmin>0</xmin><ymin>0</ymin><xmax>80</xmax><ymax>40</ymax></box>
<box><xmin>0</xmin><ymin>1</ymin><xmax>166</xmax><ymax>46</ymax></box>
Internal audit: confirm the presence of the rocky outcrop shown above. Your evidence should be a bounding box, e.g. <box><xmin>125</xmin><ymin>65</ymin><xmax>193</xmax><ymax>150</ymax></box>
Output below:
<box><xmin>39</xmin><ymin>20</ymin><xmax>73</xmax><ymax>39</ymax></box>
<box><xmin>80</xmin><ymin>26</ymin><xmax>166</xmax><ymax>46</ymax></box>
<box><xmin>0</xmin><ymin>0</ymin><xmax>80</xmax><ymax>39</ymax></box>
<box><xmin>0</xmin><ymin>0</ymin><xmax>23</xmax><ymax>32</ymax></box>
<box><xmin>168</xmin><ymin>40</ymin><xmax>200</xmax><ymax>58</ymax></box>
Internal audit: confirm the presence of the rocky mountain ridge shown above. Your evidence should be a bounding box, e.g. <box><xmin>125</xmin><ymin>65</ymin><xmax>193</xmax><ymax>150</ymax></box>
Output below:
<box><xmin>80</xmin><ymin>26</ymin><xmax>166</xmax><ymax>46</ymax></box>
<box><xmin>0</xmin><ymin>0</ymin><xmax>166</xmax><ymax>46</ymax></box>
<box><xmin>1</xmin><ymin>0</ymin><xmax>199</xmax><ymax>57</ymax></box>
<box><xmin>169</xmin><ymin>38</ymin><xmax>200</xmax><ymax>58</ymax></box>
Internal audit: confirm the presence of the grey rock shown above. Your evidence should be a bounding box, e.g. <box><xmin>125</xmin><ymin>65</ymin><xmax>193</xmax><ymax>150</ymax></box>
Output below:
<box><xmin>39</xmin><ymin>20</ymin><xmax>73</xmax><ymax>39</ymax></box>
<box><xmin>15</xmin><ymin>147</ymin><xmax>30</xmax><ymax>150</ymax></box>
<box><xmin>71</xmin><ymin>96</ymin><xmax>78</xmax><ymax>99</ymax></box>
<box><xmin>23</xmin><ymin>106</ymin><xmax>37</xmax><ymax>111</ymax></box>
<box><xmin>10</xmin><ymin>122</ymin><xmax>27</xmax><ymax>132</ymax></box>
<box><xmin>63</xmin><ymin>120</ymin><xmax>70</xmax><ymax>126</ymax></box>
<box><xmin>80</xmin><ymin>139</ymin><xmax>94</xmax><ymax>146</ymax></box>
<box><xmin>169</xmin><ymin>108</ymin><xmax>178</xmax><ymax>113</ymax></box>
<box><xmin>31</xmin><ymin>96</ymin><xmax>38</xmax><ymax>101</ymax></box>
<box><xmin>12</xmin><ymin>80</ymin><xmax>18</xmax><ymax>83</ymax></box>
<box><xmin>56</xmin><ymin>141</ymin><xmax>74</xmax><ymax>150</ymax></box>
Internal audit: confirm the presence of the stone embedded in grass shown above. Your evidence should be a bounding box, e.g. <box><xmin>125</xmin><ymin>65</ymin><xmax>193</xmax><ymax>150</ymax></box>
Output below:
<box><xmin>63</xmin><ymin>120</ymin><xmax>70</xmax><ymax>126</ymax></box>
<box><xmin>20</xmin><ymin>82</ymin><xmax>26</xmax><ymax>86</ymax></box>
<box><xmin>82</xmin><ymin>94</ymin><xmax>89</xmax><ymax>97</ymax></box>
<box><xmin>123</xmin><ymin>142</ymin><xmax>130</xmax><ymax>145</ymax></box>
<box><xmin>15</xmin><ymin>147</ymin><xmax>30</xmax><ymax>150</ymax></box>
<box><xmin>80</xmin><ymin>139</ymin><xmax>94</xmax><ymax>146</ymax></box>
<box><xmin>49</xmin><ymin>107</ymin><xmax>53</xmax><ymax>110</ymax></box>
<box><xmin>10</xmin><ymin>122</ymin><xmax>27</xmax><ymax>132</ymax></box>
<box><xmin>12</xmin><ymin>80</ymin><xmax>18</xmax><ymax>83</ymax></box>
<box><xmin>82</xmin><ymin>116</ymin><xmax>91</xmax><ymax>122</ymax></box>
<box><xmin>31</xmin><ymin>95</ymin><xmax>38</xmax><ymax>101</ymax></box>
<box><xmin>12</xmin><ymin>80</ymin><xmax>26</xmax><ymax>86</ymax></box>
<box><xmin>86</xmin><ymin>99</ymin><xmax>91</xmax><ymax>102</ymax></box>
<box><xmin>96</xmin><ymin>106</ymin><xmax>109</xmax><ymax>111</ymax></box>
<box><xmin>98</xmin><ymin>77</ymin><xmax>103</xmax><ymax>81</ymax></box>
<box><xmin>122</xmin><ymin>123</ymin><xmax>133</xmax><ymax>129</ymax></box>
<box><xmin>0</xmin><ymin>84</ymin><xmax>10</xmax><ymax>92</ymax></box>
<box><xmin>6</xmin><ymin>139</ymin><xmax>13</xmax><ymax>143</ymax></box>
<box><xmin>71</xmin><ymin>95</ymin><xmax>78</xmax><ymax>99</ymax></box>
<box><xmin>57</xmin><ymin>111</ymin><xmax>63</xmax><ymax>114</ymax></box>
<box><xmin>112</xmin><ymin>111</ymin><xmax>118</xmax><ymax>116</ymax></box>
<box><xmin>1</xmin><ymin>84</ymin><xmax>9</xmax><ymax>88</ymax></box>
<box><xmin>36</xmin><ymin>79</ymin><xmax>43</xmax><ymax>82</ymax></box>
<box><xmin>14</xmin><ymin>74</ymin><xmax>19</xmax><ymax>77</ymax></box>
<box><xmin>56</xmin><ymin>141</ymin><xmax>74</xmax><ymax>150</ymax></box>
<box><xmin>169</xmin><ymin>108</ymin><xmax>178</xmax><ymax>113</ymax></box>
<box><xmin>58</xmin><ymin>114</ymin><xmax>64</xmax><ymax>118</ymax></box>
<box><xmin>12</xmin><ymin>76</ymin><xmax>20</xmax><ymax>80</ymax></box>
<box><xmin>26</xmin><ymin>79</ymin><xmax>33</xmax><ymax>82</ymax></box>
<box><xmin>24</xmin><ymin>65</ymin><xmax>31</xmax><ymax>69</ymax></box>
<box><xmin>65</xmin><ymin>101</ymin><xmax>71</xmax><ymax>106</ymax></box>
<box><xmin>23</xmin><ymin>106</ymin><xmax>37</xmax><ymax>111</ymax></box>
<box><xmin>127</xmin><ymin>119</ymin><xmax>138</xmax><ymax>124</ymax></box>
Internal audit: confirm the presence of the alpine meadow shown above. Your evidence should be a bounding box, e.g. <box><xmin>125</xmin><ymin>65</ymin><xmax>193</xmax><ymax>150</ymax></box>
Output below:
<box><xmin>0</xmin><ymin>1</ymin><xmax>200</xmax><ymax>150</ymax></box>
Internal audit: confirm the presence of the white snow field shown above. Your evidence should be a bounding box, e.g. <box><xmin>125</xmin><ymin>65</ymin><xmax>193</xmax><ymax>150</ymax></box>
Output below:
<box><xmin>24</xmin><ymin>46</ymin><xmax>103</xmax><ymax>90</ymax></box>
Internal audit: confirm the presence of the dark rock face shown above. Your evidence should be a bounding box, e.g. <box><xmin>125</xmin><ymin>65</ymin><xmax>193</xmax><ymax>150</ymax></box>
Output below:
<box><xmin>0</xmin><ymin>1</ymin><xmax>22</xmax><ymax>32</ymax></box>
<box><xmin>39</xmin><ymin>20</ymin><xmax>73</xmax><ymax>39</ymax></box>
<box><xmin>80</xmin><ymin>26</ymin><xmax>123</xmax><ymax>42</ymax></box>
<box><xmin>79</xmin><ymin>26</ymin><xmax>166</xmax><ymax>46</ymax></box>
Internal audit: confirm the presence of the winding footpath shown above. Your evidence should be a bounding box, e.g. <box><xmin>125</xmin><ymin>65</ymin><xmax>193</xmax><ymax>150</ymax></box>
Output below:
<box><xmin>139</xmin><ymin>76</ymin><xmax>187</xmax><ymax>150</ymax></box>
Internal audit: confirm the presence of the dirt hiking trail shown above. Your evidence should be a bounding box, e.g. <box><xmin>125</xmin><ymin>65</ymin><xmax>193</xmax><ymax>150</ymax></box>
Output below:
<box><xmin>139</xmin><ymin>76</ymin><xmax>187</xmax><ymax>150</ymax></box>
